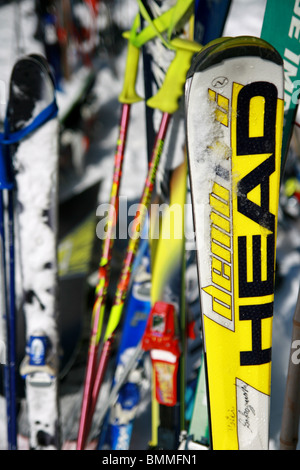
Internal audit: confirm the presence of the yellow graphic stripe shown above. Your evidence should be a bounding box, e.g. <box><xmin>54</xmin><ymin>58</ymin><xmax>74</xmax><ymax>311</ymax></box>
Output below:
<box><xmin>204</xmin><ymin>80</ymin><xmax>284</xmax><ymax>450</ymax></box>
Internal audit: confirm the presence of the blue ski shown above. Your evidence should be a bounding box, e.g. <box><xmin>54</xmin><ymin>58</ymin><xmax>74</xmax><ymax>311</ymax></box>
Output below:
<box><xmin>97</xmin><ymin>237</ymin><xmax>151</xmax><ymax>450</ymax></box>
<box><xmin>194</xmin><ymin>0</ymin><xmax>232</xmax><ymax>45</ymax></box>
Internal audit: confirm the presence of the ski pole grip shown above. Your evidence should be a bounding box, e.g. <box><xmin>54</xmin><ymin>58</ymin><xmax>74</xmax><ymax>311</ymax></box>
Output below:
<box><xmin>147</xmin><ymin>38</ymin><xmax>202</xmax><ymax>114</ymax></box>
<box><xmin>119</xmin><ymin>32</ymin><xmax>143</xmax><ymax>104</ymax></box>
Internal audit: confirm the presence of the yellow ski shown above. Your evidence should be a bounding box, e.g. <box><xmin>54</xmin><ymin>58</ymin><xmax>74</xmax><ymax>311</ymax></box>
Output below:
<box><xmin>185</xmin><ymin>36</ymin><xmax>284</xmax><ymax>450</ymax></box>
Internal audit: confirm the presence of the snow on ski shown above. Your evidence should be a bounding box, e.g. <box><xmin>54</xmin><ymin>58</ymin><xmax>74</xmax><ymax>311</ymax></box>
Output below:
<box><xmin>185</xmin><ymin>36</ymin><xmax>284</xmax><ymax>450</ymax></box>
<box><xmin>7</xmin><ymin>54</ymin><xmax>60</xmax><ymax>450</ymax></box>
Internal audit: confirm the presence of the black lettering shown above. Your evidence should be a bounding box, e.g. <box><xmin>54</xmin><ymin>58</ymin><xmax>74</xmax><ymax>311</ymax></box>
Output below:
<box><xmin>236</xmin><ymin>82</ymin><xmax>277</xmax><ymax>155</ymax></box>
<box><xmin>238</xmin><ymin>233</ymin><xmax>275</xmax><ymax>297</ymax></box>
<box><xmin>237</xmin><ymin>155</ymin><xmax>275</xmax><ymax>232</ymax></box>
<box><xmin>239</xmin><ymin>302</ymin><xmax>273</xmax><ymax>366</ymax></box>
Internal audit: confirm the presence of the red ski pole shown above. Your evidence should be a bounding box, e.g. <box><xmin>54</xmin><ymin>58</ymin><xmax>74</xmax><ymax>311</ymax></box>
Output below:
<box><xmin>76</xmin><ymin>31</ymin><xmax>143</xmax><ymax>450</ymax></box>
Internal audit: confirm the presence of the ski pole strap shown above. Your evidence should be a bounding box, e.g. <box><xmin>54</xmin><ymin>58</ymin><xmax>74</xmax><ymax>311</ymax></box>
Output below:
<box><xmin>119</xmin><ymin>0</ymin><xmax>194</xmax><ymax>104</ymax></box>
<box><xmin>135</xmin><ymin>0</ymin><xmax>194</xmax><ymax>49</ymax></box>
<box><xmin>0</xmin><ymin>99</ymin><xmax>58</xmax><ymax>190</ymax></box>
<box><xmin>135</xmin><ymin>1</ymin><xmax>175</xmax><ymax>50</ymax></box>
<box><xmin>147</xmin><ymin>37</ymin><xmax>202</xmax><ymax>114</ymax></box>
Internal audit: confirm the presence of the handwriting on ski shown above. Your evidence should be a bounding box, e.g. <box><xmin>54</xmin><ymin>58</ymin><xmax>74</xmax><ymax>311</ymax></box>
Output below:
<box><xmin>236</xmin><ymin>382</ymin><xmax>255</xmax><ymax>433</ymax></box>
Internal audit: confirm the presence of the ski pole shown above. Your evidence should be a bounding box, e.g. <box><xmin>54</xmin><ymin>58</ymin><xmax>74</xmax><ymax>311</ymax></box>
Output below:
<box><xmin>0</xmin><ymin>127</ymin><xmax>17</xmax><ymax>450</ymax></box>
<box><xmin>280</xmin><ymin>287</ymin><xmax>300</xmax><ymax>450</ymax></box>
<box><xmin>7</xmin><ymin>190</ymin><xmax>17</xmax><ymax>450</ymax></box>
<box><xmin>0</xmin><ymin>193</ymin><xmax>15</xmax><ymax>450</ymax></box>
<box><xmin>76</xmin><ymin>3</ymin><xmax>196</xmax><ymax>448</ymax></box>
<box><xmin>77</xmin><ymin>37</ymin><xmax>202</xmax><ymax>450</ymax></box>
<box><xmin>76</xmin><ymin>20</ymin><xmax>143</xmax><ymax>449</ymax></box>
<box><xmin>77</xmin><ymin>111</ymin><xmax>171</xmax><ymax>450</ymax></box>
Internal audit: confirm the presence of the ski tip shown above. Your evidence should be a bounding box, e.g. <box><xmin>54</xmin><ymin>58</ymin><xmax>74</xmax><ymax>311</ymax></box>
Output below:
<box><xmin>28</xmin><ymin>53</ymin><xmax>57</xmax><ymax>89</ymax></box>
<box><xmin>187</xmin><ymin>36</ymin><xmax>283</xmax><ymax>80</ymax></box>
<box><xmin>8</xmin><ymin>54</ymin><xmax>56</xmax><ymax>133</ymax></box>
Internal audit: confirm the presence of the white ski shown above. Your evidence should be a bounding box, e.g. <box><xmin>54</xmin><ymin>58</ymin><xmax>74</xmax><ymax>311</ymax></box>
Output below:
<box><xmin>7</xmin><ymin>54</ymin><xmax>60</xmax><ymax>449</ymax></box>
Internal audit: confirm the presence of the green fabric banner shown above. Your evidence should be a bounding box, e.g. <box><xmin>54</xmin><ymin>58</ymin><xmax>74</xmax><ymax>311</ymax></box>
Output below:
<box><xmin>261</xmin><ymin>0</ymin><xmax>300</xmax><ymax>173</ymax></box>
